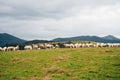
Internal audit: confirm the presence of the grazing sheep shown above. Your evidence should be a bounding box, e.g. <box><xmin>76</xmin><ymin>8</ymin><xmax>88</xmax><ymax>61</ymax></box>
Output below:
<box><xmin>38</xmin><ymin>44</ymin><xmax>45</xmax><ymax>49</ymax></box>
<box><xmin>32</xmin><ymin>44</ymin><xmax>39</xmax><ymax>50</ymax></box>
<box><xmin>0</xmin><ymin>47</ymin><xmax>3</xmax><ymax>51</ymax></box>
<box><xmin>74</xmin><ymin>43</ymin><xmax>80</xmax><ymax>48</ymax></box>
<box><xmin>7</xmin><ymin>45</ymin><xmax>18</xmax><ymax>51</ymax></box>
<box><xmin>55</xmin><ymin>44</ymin><xmax>59</xmax><ymax>48</ymax></box>
<box><xmin>24</xmin><ymin>45</ymin><xmax>32</xmax><ymax>50</ymax></box>
<box><xmin>14</xmin><ymin>45</ymin><xmax>19</xmax><ymax>51</ymax></box>
<box><xmin>44</xmin><ymin>43</ymin><xmax>54</xmax><ymax>49</ymax></box>
<box><xmin>81</xmin><ymin>43</ymin><xmax>86</xmax><ymax>48</ymax></box>
<box><xmin>69</xmin><ymin>43</ymin><xmax>75</xmax><ymax>48</ymax></box>
<box><xmin>7</xmin><ymin>46</ymin><xmax>15</xmax><ymax>51</ymax></box>
<box><xmin>63</xmin><ymin>44</ymin><xmax>71</xmax><ymax>48</ymax></box>
<box><xmin>2</xmin><ymin>47</ymin><xmax>7</xmax><ymax>51</ymax></box>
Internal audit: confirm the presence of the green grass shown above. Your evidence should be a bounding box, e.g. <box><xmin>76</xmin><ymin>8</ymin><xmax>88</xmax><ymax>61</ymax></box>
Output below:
<box><xmin>0</xmin><ymin>48</ymin><xmax>120</xmax><ymax>80</ymax></box>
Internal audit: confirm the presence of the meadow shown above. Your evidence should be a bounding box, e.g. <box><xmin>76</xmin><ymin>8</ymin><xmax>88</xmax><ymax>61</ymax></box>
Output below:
<box><xmin>0</xmin><ymin>48</ymin><xmax>120</xmax><ymax>80</ymax></box>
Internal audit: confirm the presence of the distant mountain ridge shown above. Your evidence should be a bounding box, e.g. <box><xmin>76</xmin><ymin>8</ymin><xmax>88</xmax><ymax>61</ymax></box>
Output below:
<box><xmin>0</xmin><ymin>33</ymin><xmax>26</xmax><ymax>47</ymax></box>
<box><xmin>0</xmin><ymin>33</ymin><xmax>120</xmax><ymax>47</ymax></box>
<box><xmin>52</xmin><ymin>35</ymin><xmax>120</xmax><ymax>43</ymax></box>
<box><xmin>102</xmin><ymin>35</ymin><xmax>120</xmax><ymax>41</ymax></box>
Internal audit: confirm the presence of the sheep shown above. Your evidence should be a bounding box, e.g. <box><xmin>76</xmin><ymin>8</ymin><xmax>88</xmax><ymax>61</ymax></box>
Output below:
<box><xmin>14</xmin><ymin>45</ymin><xmax>19</xmax><ymax>51</ymax></box>
<box><xmin>63</xmin><ymin>44</ymin><xmax>71</xmax><ymax>48</ymax></box>
<box><xmin>7</xmin><ymin>46</ymin><xmax>15</xmax><ymax>51</ymax></box>
<box><xmin>54</xmin><ymin>44</ymin><xmax>59</xmax><ymax>48</ymax></box>
<box><xmin>44</xmin><ymin>43</ymin><xmax>55</xmax><ymax>49</ymax></box>
<box><xmin>116</xmin><ymin>43</ymin><xmax>120</xmax><ymax>47</ymax></box>
<box><xmin>81</xmin><ymin>43</ymin><xmax>86</xmax><ymax>48</ymax></box>
<box><xmin>78</xmin><ymin>43</ymin><xmax>82</xmax><ymax>48</ymax></box>
<box><xmin>0</xmin><ymin>47</ymin><xmax>3</xmax><ymax>51</ymax></box>
<box><xmin>2</xmin><ymin>47</ymin><xmax>7</xmax><ymax>51</ymax></box>
<box><xmin>7</xmin><ymin>45</ymin><xmax>19</xmax><ymax>51</ymax></box>
<box><xmin>38</xmin><ymin>44</ymin><xmax>45</xmax><ymax>49</ymax></box>
<box><xmin>24</xmin><ymin>45</ymin><xmax>32</xmax><ymax>50</ymax></box>
<box><xmin>74</xmin><ymin>43</ymin><xmax>80</xmax><ymax>48</ymax></box>
<box><xmin>32</xmin><ymin>44</ymin><xmax>39</xmax><ymax>50</ymax></box>
<box><xmin>69</xmin><ymin>43</ymin><xmax>75</xmax><ymax>48</ymax></box>
<box><xmin>96</xmin><ymin>43</ymin><xmax>102</xmax><ymax>47</ymax></box>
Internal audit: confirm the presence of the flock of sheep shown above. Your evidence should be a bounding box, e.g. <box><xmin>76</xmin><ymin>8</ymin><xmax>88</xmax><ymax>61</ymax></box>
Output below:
<box><xmin>0</xmin><ymin>45</ymin><xmax>19</xmax><ymax>51</ymax></box>
<box><xmin>23</xmin><ymin>43</ymin><xmax>120</xmax><ymax>50</ymax></box>
<box><xmin>0</xmin><ymin>42</ymin><xmax>120</xmax><ymax>51</ymax></box>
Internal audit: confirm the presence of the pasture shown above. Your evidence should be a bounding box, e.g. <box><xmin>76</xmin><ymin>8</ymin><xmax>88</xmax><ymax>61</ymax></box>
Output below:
<box><xmin>0</xmin><ymin>48</ymin><xmax>120</xmax><ymax>80</ymax></box>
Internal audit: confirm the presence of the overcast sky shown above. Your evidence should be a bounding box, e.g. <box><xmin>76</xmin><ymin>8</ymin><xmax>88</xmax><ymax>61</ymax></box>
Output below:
<box><xmin>0</xmin><ymin>0</ymin><xmax>120</xmax><ymax>40</ymax></box>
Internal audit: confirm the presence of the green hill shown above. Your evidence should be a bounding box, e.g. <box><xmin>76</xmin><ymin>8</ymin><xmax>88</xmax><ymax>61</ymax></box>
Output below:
<box><xmin>0</xmin><ymin>33</ymin><xmax>26</xmax><ymax>47</ymax></box>
<box><xmin>52</xmin><ymin>35</ymin><xmax>120</xmax><ymax>43</ymax></box>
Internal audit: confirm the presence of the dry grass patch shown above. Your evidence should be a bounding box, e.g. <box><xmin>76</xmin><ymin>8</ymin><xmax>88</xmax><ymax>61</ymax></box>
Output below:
<box><xmin>55</xmin><ymin>56</ymin><xmax>65</xmax><ymax>61</ymax></box>
<box><xmin>31</xmin><ymin>76</ymin><xmax>39</xmax><ymax>80</ymax></box>
<box><xmin>47</xmin><ymin>66</ymin><xmax>60</xmax><ymax>73</ymax></box>
<box><xmin>43</xmin><ymin>66</ymin><xmax>65</xmax><ymax>75</ymax></box>
<box><xmin>12</xmin><ymin>57</ymin><xmax>21</xmax><ymax>62</ymax></box>
<box><xmin>43</xmin><ymin>75</ymin><xmax>52</xmax><ymax>80</ymax></box>
<box><xmin>12</xmin><ymin>57</ymin><xmax>37</xmax><ymax>63</ymax></box>
<box><xmin>55</xmin><ymin>55</ymin><xmax>70</xmax><ymax>61</ymax></box>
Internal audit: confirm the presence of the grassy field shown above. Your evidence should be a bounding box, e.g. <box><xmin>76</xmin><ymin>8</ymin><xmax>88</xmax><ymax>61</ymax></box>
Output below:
<box><xmin>0</xmin><ymin>48</ymin><xmax>120</xmax><ymax>80</ymax></box>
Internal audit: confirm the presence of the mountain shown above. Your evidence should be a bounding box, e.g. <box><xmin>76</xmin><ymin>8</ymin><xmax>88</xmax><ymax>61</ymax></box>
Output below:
<box><xmin>0</xmin><ymin>33</ymin><xmax>26</xmax><ymax>47</ymax></box>
<box><xmin>102</xmin><ymin>35</ymin><xmax>120</xmax><ymax>41</ymax></box>
<box><xmin>52</xmin><ymin>35</ymin><xmax>120</xmax><ymax>43</ymax></box>
<box><xmin>24</xmin><ymin>40</ymin><xmax>52</xmax><ymax>45</ymax></box>
<box><xmin>1</xmin><ymin>33</ymin><xmax>120</xmax><ymax>47</ymax></box>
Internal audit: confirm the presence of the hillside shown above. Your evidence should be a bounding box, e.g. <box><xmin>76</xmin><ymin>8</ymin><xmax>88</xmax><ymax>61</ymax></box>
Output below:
<box><xmin>24</xmin><ymin>40</ymin><xmax>52</xmax><ymax>45</ymax></box>
<box><xmin>0</xmin><ymin>33</ymin><xmax>26</xmax><ymax>47</ymax></box>
<box><xmin>102</xmin><ymin>35</ymin><xmax>120</xmax><ymax>41</ymax></box>
<box><xmin>52</xmin><ymin>35</ymin><xmax>120</xmax><ymax>43</ymax></box>
<box><xmin>1</xmin><ymin>33</ymin><xmax>120</xmax><ymax>47</ymax></box>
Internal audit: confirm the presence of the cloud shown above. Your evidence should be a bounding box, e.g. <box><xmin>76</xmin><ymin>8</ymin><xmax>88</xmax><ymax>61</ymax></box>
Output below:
<box><xmin>0</xmin><ymin>0</ymin><xmax>120</xmax><ymax>40</ymax></box>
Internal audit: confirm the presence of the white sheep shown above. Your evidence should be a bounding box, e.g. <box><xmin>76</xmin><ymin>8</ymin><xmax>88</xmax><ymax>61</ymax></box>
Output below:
<box><xmin>24</xmin><ymin>45</ymin><xmax>32</xmax><ymax>50</ymax></box>
<box><xmin>32</xmin><ymin>44</ymin><xmax>39</xmax><ymax>50</ymax></box>
<box><xmin>0</xmin><ymin>47</ymin><xmax>3</xmax><ymax>51</ymax></box>
<box><xmin>44</xmin><ymin>43</ymin><xmax>54</xmax><ymax>49</ymax></box>
<box><xmin>7</xmin><ymin>45</ymin><xmax>19</xmax><ymax>51</ymax></box>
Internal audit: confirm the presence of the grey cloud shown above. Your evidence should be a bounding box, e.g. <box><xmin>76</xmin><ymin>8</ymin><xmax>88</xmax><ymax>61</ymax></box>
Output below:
<box><xmin>0</xmin><ymin>0</ymin><xmax>120</xmax><ymax>20</ymax></box>
<box><xmin>0</xmin><ymin>0</ymin><xmax>76</xmax><ymax>20</ymax></box>
<box><xmin>0</xmin><ymin>0</ymin><xmax>120</xmax><ymax>40</ymax></box>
